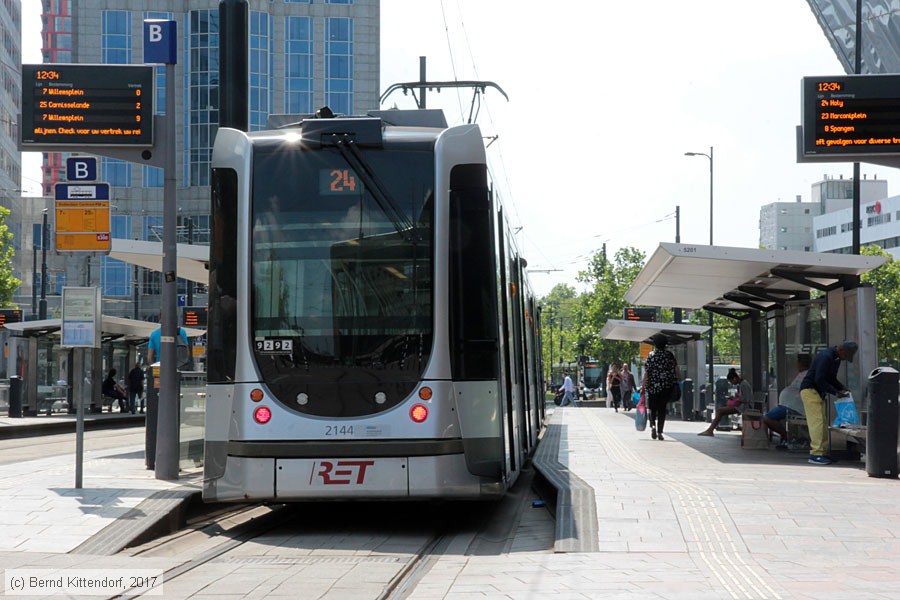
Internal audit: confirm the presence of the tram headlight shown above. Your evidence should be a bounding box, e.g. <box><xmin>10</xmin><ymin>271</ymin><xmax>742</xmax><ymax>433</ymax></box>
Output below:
<box><xmin>254</xmin><ymin>406</ymin><xmax>272</xmax><ymax>424</ymax></box>
<box><xmin>410</xmin><ymin>404</ymin><xmax>428</xmax><ymax>423</ymax></box>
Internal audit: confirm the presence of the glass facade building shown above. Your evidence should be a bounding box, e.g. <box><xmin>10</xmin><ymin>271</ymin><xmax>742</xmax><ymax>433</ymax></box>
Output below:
<box><xmin>36</xmin><ymin>0</ymin><xmax>380</xmax><ymax>318</ymax></box>
<box><xmin>805</xmin><ymin>1</ymin><xmax>900</xmax><ymax>74</ymax></box>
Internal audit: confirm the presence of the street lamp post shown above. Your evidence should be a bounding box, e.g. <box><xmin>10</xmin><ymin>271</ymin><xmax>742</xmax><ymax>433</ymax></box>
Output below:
<box><xmin>39</xmin><ymin>208</ymin><xmax>49</xmax><ymax>320</ymax></box>
<box><xmin>685</xmin><ymin>147</ymin><xmax>714</xmax><ymax>394</ymax></box>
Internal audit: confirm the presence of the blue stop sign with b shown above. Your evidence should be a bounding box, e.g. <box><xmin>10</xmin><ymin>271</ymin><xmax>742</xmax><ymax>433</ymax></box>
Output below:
<box><xmin>66</xmin><ymin>157</ymin><xmax>97</xmax><ymax>182</ymax></box>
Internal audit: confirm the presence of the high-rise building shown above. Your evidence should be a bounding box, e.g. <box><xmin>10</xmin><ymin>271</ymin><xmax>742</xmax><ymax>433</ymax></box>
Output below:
<box><xmin>39</xmin><ymin>0</ymin><xmax>72</xmax><ymax>196</ymax></box>
<box><xmin>38</xmin><ymin>0</ymin><xmax>380</xmax><ymax>318</ymax></box>
<box><xmin>0</xmin><ymin>0</ymin><xmax>20</xmax><ymax>196</ymax></box>
<box><xmin>758</xmin><ymin>175</ymin><xmax>887</xmax><ymax>252</ymax></box>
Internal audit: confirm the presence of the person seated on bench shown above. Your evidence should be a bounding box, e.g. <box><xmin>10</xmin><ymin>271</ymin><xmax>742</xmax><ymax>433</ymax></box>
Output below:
<box><xmin>698</xmin><ymin>368</ymin><xmax>750</xmax><ymax>436</ymax></box>
<box><xmin>102</xmin><ymin>368</ymin><xmax>127</xmax><ymax>412</ymax></box>
<box><xmin>763</xmin><ymin>354</ymin><xmax>811</xmax><ymax>449</ymax></box>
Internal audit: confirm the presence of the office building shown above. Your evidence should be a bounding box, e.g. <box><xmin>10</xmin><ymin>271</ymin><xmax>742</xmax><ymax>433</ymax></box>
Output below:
<box><xmin>758</xmin><ymin>175</ymin><xmax>887</xmax><ymax>252</ymax></box>
<box><xmin>33</xmin><ymin>0</ymin><xmax>380</xmax><ymax>319</ymax></box>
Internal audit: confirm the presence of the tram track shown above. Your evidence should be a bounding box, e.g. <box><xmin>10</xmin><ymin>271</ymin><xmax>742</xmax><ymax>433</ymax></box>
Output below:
<box><xmin>107</xmin><ymin>461</ymin><xmax>550</xmax><ymax>599</ymax></box>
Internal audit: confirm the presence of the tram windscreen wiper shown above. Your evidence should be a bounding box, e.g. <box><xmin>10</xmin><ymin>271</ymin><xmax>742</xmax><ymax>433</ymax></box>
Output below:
<box><xmin>329</xmin><ymin>134</ymin><xmax>418</xmax><ymax>240</ymax></box>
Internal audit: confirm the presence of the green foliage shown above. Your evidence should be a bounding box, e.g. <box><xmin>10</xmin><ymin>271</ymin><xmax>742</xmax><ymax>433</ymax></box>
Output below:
<box><xmin>0</xmin><ymin>207</ymin><xmax>20</xmax><ymax>307</ymax></box>
<box><xmin>537</xmin><ymin>247</ymin><xmax>646</xmax><ymax>372</ymax></box>
<box><xmin>686</xmin><ymin>308</ymin><xmax>740</xmax><ymax>365</ymax></box>
<box><xmin>861</xmin><ymin>245</ymin><xmax>900</xmax><ymax>364</ymax></box>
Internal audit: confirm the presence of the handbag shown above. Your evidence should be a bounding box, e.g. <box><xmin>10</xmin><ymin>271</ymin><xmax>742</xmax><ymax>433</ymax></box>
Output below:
<box><xmin>741</xmin><ymin>417</ymin><xmax>768</xmax><ymax>449</ymax></box>
<box><xmin>670</xmin><ymin>383</ymin><xmax>681</xmax><ymax>403</ymax></box>
<box><xmin>832</xmin><ymin>394</ymin><xmax>860</xmax><ymax>427</ymax></box>
<box><xmin>634</xmin><ymin>393</ymin><xmax>648</xmax><ymax>432</ymax></box>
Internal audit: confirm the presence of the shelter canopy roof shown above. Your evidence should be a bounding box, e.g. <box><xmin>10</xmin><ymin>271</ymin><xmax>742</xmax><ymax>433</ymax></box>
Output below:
<box><xmin>624</xmin><ymin>243</ymin><xmax>888</xmax><ymax>313</ymax></box>
<box><xmin>599</xmin><ymin>319</ymin><xmax>710</xmax><ymax>346</ymax></box>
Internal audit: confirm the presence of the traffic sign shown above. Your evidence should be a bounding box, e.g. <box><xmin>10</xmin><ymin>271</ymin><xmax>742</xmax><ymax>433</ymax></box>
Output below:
<box><xmin>66</xmin><ymin>157</ymin><xmax>97</xmax><ymax>181</ymax></box>
<box><xmin>144</xmin><ymin>20</ymin><xmax>178</xmax><ymax>65</ymax></box>
<box><xmin>54</xmin><ymin>186</ymin><xmax>111</xmax><ymax>253</ymax></box>
<box><xmin>55</xmin><ymin>182</ymin><xmax>110</xmax><ymax>200</ymax></box>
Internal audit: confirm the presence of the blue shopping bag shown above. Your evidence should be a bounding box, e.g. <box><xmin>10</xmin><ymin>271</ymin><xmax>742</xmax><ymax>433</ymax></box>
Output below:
<box><xmin>832</xmin><ymin>395</ymin><xmax>860</xmax><ymax>427</ymax></box>
<box><xmin>634</xmin><ymin>394</ymin><xmax>648</xmax><ymax>432</ymax></box>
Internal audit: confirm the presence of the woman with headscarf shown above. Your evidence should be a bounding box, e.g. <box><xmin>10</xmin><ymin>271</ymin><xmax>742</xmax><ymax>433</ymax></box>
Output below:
<box><xmin>641</xmin><ymin>334</ymin><xmax>678</xmax><ymax>440</ymax></box>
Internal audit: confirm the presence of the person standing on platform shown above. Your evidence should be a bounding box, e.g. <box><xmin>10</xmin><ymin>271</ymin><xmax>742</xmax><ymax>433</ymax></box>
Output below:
<box><xmin>800</xmin><ymin>340</ymin><xmax>858</xmax><ymax>465</ymax></box>
<box><xmin>642</xmin><ymin>334</ymin><xmax>678</xmax><ymax>441</ymax></box>
<box><xmin>607</xmin><ymin>364</ymin><xmax>622</xmax><ymax>412</ymax></box>
<box><xmin>559</xmin><ymin>371</ymin><xmax>578</xmax><ymax>407</ymax></box>
<box><xmin>620</xmin><ymin>363</ymin><xmax>636</xmax><ymax>411</ymax></box>
<box><xmin>127</xmin><ymin>362</ymin><xmax>146</xmax><ymax>414</ymax></box>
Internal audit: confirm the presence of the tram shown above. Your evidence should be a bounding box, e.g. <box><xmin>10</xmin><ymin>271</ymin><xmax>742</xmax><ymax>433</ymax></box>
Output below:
<box><xmin>203</xmin><ymin>108</ymin><xmax>544</xmax><ymax>501</ymax></box>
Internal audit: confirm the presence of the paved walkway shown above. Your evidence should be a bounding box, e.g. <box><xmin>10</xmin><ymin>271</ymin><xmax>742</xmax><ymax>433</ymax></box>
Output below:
<box><xmin>2</xmin><ymin>406</ymin><xmax>900</xmax><ymax>598</ymax></box>
<box><xmin>413</xmin><ymin>406</ymin><xmax>900</xmax><ymax>600</ymax></box>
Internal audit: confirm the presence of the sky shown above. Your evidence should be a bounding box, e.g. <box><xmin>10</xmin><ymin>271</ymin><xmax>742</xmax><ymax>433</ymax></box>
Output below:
<box><xmin>20</xmin><ymin>1</ymin><xmax>900</xmax><ymax>298</ymax></box>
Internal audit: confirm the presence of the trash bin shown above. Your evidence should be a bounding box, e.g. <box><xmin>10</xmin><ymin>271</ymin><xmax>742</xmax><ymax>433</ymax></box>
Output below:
<box><xmin>866</xmin><ymin>367</ymin><xmax>900</xmax><ymax>479</ymax></box>
<box><xmin>7</xmin><ymin>375</ymin><xmax>22</xmax><ymax>418</ymax></box>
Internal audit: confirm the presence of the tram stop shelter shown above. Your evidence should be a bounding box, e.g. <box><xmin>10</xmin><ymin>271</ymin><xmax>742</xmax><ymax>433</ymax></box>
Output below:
<box><xmin>623</xmin><ymin>243</ymin><xmax>888</xmax><ymax>447</ymax></box>
<box><xmin>599</xmin><ymin>319</ymin><xmax>710</xmax><ymax>418</ymax></box>
<box><xmin>4</xmin><ymin>316</ymin><xmax>205</xmax><ymax>416</ymax></box>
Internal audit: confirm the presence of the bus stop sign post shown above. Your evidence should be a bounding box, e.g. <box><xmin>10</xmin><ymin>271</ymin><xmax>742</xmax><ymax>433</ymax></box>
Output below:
<box><xmin>145</xmin><ymin>19</ymin><xmax>180</xmax><ymax>481</ymax></box>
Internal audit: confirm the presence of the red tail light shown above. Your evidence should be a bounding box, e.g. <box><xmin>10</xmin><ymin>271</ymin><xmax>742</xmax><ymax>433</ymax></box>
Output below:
<box><xmin>254</xmin><ymin>406</ymin><xmax>272</xmax><ymax>424</ymax></box>
<box><xmin>410</xmin><ymin>404</ymin><xmax>428</xmax><ymax>423</ymax></box>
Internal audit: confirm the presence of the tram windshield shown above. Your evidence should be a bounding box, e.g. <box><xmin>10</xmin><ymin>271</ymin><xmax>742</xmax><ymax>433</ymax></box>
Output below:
<box><xmin>250</xmin><ymin>144</ymin><xmax>434</xmax><ymax>417</ymax></box>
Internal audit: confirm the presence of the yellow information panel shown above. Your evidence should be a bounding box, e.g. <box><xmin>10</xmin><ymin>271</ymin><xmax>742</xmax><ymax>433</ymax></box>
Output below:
<box><xmin>55</xmin><ymin>200</ymin><xmax>110</xmax><ymax>253</ymax></box>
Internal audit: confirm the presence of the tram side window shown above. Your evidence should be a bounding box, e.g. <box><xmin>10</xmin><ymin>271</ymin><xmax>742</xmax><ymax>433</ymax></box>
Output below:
<box><xmin>208</xmin><ymin>168</ymin><xmax>238</xmax><ymax>383</ymax></box>
<box><xmin>449</xmin><ymin>164</ymin><xmax>499</xmax><ymax>380</ymax></box>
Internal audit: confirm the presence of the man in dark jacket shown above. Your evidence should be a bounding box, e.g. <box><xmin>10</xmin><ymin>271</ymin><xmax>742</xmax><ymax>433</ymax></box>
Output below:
<box><xmin>800</xmin><ymin>340</ymin><xmax>858</xmax><ymax>465</ymax></box>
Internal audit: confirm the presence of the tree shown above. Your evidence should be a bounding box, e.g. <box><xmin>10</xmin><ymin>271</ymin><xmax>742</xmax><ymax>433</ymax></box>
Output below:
<box><xmin>540</xmin><ymin>283</ymin><xmax>578</xmax><ymax>382</ymax></box>
<box><xmin>861</xmin><ymin>245</ymin><xmax>900</xmax><ymax>365</ymax></box>
<box><xmin>0</xmin><ymin>207</ymin><xmax>20</xmax><ymax>307</ymax></box>
<box><xmin>575</xmin><ymin>246</ymin><xmax>646</xmax><ymax>365</ymax></box>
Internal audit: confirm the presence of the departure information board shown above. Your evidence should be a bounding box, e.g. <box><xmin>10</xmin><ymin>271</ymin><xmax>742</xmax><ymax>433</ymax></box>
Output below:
<box><xmin>624</xmin><ymin>307</ymin><xmax>657</xmax><ymax>322</ymax></box>
<box><xmin>21</xmin><ymin>64</ymin><xmax>154</xmax><ymax>147</ymax></box>
<box><xmin>802</xmin><ymin>74</ymin><xmax>900</xmax><ymax>158</ymax></box>
<box><xmin>182</xmin><ymin>306</ymin><xmax>208</xmax><ymax>328</ymax></box>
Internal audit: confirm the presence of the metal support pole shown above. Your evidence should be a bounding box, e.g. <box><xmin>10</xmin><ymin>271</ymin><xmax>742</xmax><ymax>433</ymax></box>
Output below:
<box><xmin>852</xmin><ymin>0</ymin><xmax>863</xmax><ymax>255</ymax></box>
<box><xmin>674</xmin><ymin>206</ymin><xmax>682</xmax><ymax>324</ymax></box>
<box><xmin>31</xmin><ymin>246</ymin><xmax>37</xmax><ymax>317</ymax></box>
<box><xmin>156</xmin><ymin>62</ymin><xmax>179</xmax><ymax>481</ymax></box>
<box><xmin>186</xmin><ymin>219</ymin><xmax>194</xmax><ymax>307</ymax></box>
<box><xmin>39</xmin><ymin>210</ymin><xmax>48</xmax><ymax>320</ymax></box>
<box><xmin>419</xmin><ymin>56</ymin><xmax>427</xmax><ymax>109</ymax></box>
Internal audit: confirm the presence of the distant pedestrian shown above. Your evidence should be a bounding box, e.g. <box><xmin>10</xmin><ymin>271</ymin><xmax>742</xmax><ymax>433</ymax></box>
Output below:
<box><xmin>102</xmin><ymin>368</ymin><xmax>127</xmax><ymax>412</ymax></box>
<box><xmin>559</xmin><ymin>371</ymin><xmax>578</xmax><ymax>407</ymax></box>
<box><xmin>127</xmin><ymin>362</ymin><xmax>145</xmax><ymax>415</ymax></box>
<box><xmin>641</xmin><ymin>334</ymin><xmax>677</xmax><ymax>441</ymax></box>
<box><xmin>800</xmin><ymin>340</ymin><xmax>858</xmax><ymax>465</ymax></box>
<box><xmin>607</xmin><ymin>364</ymin><xmax>622</xmax><ymax>412</ymax></box>
<box><xmin>620</xmin><ymin>363</ymin><xmax>636</xmax><ymax>411</ymax></box>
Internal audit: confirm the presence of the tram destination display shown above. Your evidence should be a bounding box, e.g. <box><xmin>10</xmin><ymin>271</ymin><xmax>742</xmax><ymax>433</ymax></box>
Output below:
<box><xmin>21</xmin><ymin>64</ymin><xmax>154</xmax><ymax>147</ymax></box>
<box><xmin>801</xmin><ymin>74</ymin><xmax>900</xmax><ymax>158</ymax></box>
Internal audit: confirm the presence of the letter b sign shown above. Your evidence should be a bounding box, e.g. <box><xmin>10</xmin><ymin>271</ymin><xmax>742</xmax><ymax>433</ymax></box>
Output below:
<box><xmin>143</xmin><ymin>19</ymin><xmax>177</xmax><ymax>65</ymax></box>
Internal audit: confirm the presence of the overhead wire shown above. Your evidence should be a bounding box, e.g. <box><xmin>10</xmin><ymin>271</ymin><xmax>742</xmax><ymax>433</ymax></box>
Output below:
<box><xmin>438</xmin><ymin>0</ymin><xmax>465</xmax><ymax>121</ymax></box>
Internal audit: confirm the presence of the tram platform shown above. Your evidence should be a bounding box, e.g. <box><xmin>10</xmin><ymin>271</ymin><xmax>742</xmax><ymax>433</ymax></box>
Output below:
<box><xmin>2</xmin><ymin>403</ymin><xmax>900</xmax><ymax>598</ymax></box>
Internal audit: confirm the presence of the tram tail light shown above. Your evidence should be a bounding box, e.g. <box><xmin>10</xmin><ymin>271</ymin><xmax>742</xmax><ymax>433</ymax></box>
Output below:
<box><xmin>250</xmin><ymin>388</ymin><xmax>264</xmax><ymax>402</ymax></box>
<box><xmin>418</xmin><ymin>387</ymin><xmax>432</xmax><ymax>401</ymax></box>
<box><xmin>254</xmin><ymin>406</ymin><xmax>272</xmax><ymax>424</ymax></box>
<box><xmin>410</xmin><ymin>404</ymin><xmax>428</xmax><ymax>423</ymax></box>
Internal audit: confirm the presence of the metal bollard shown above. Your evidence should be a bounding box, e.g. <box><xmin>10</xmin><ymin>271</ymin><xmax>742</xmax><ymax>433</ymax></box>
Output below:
<box><xmin>145</xmin><ymin>366</ymin><xmax>158</xmax><ymax>470</ymax></box>
<box><xmin>866</xmin><ymin>367</ymin><xmax>900</xmax><ymax>478</ymax></box>
<box><xmin>680</xmin><ymin>378</ymin><xmax>694</xmax><ymax>421</ymax></box>
<box><xmin>7</xmin><ymin>375</ymin><xmax>22</xmax><ymax>418</ymax></box>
